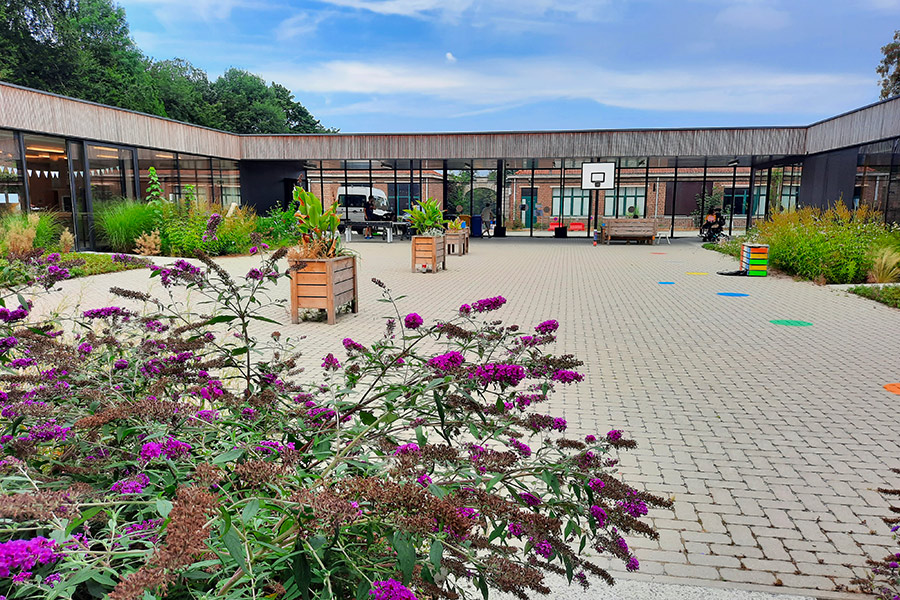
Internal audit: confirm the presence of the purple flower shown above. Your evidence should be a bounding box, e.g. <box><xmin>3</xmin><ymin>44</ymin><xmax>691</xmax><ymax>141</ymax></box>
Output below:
<box><xmin>9</xmin><ymin>358</ymin><xmax>35</xmax><ymax>369</ymax></box>
<box><xmin>0</xmin><ymin>337</ymin><xmax>18</xmax><ymax>354</ymax></box>
<box><xmin>535</xmin><ymin>319</ymin><xmax>559</xmax><ymax>334</ymax></box>
<box><xmin>427</xmin><ymin>351</ymin><xmax>465</xmax><ymax>371</ymax></box>
<box><xmin>111</xmin><ymin>473</ymin><xmax>151</xmax><ymax>495</ymax></box>
<box><xmin>322</xmin><ymin>353</ymin><xmax>341</xmax><ymax>371</ymax></box>
<box><xmin>618</xmin><ymin>491</ymin><xmax>649</xmax><ymax>518</ymax></box>
<box><xmin>519</xmin><ymin>492</ymin><xmax>541</xmax><ymax>507</ymax></box>
<box><xmin>588</xmin><ymin>478</ymin><xmax>605</xmax><ymax>492</ymax></box>
<box><xmin>470</xmin><ymin>363</ymin><xmax>526</xmax><ymax>387</ymax></box>
<box><xmin>507</xmin><ymin>522</ymin><xmax>525</xmax><ymax>537</ymax></box>
<box><xmin>552</xmin><ymin>417</ymin><xmax>567</xmax><ymax>432</ymax></box>
<box><xmin>241</xmin><ymin>408</ymin><xmax>259</xmax><ymax>421</ymax></box>
<box><xmin>83</xmin><ymin>307</ymin><xmax>133</xmax><ymax>321</ymax></box>
<box><xmin>140</xmin><ymin>442</ymin><xmax>164</xmax><ymax>461</ymax></box>
<box><xmin>607</xmin><ymin>429</ymin><xmax>623</xmax><ymax>442</ymax></box>
<box><xmin>395</xmin><ymin>443</ymin><xmax>421</xmax><ymax>455</ymax></box>
<box><xmin>533</xmin><ymin>539</ymin><xmax>553</xmax><ymax>558</ymax></box>
<box><xmin>551</xmin><ymin>369</ymin><xmax>583</xmax><ymax>384</ymax></box>
<box><xmin>585</xmin><ymin>435</ymin><xmax>596</xmax><ymax>443</ymax></box>
<box><xmin>404</xmin><ymin>313</ymin><xmax>424</xmax><ymax>329</ymax></box>
<box><xmin>203</xmin><ymin>213</ymin><xmax>222</xmax><ymax>241</ymax></box>
<box><xmin>0</xmin><ymin>537</ymin><xmax>62</xmax><ymax>581</ymax></box>
<box><xmin>458</xmin><ymin>304</ymin><xmax>472</xmax><ymax>316</ymax></box>
<box><xmin>249</xmin><ymin>246</ymin><xmax>259</xmax><ymax>255</ymax></box>
<box><xmin>22</xmin><ymin>420</ymin><xmax>71</xmax><ymax>443</ymax></box>
<box><xmin>508</xmin><ymin>438</ymin><xmax>532</xmax><ymax>457</ymax></box>
<box><xmin>471</xmin><ymin>295</ymin><xmax>507</xmax><ymax>313</ymax></box>
<box><xmin>0</xmin><ymin>305</ymin><xmax>29</xmax><ymax>323</ymax></box>
<box><xmin>194</xmin><ymin>409</ymin><xmax>220</xmax><ymax>423</ymax></box>
<box><xmin>342</xmin><ymin>338</ymin><xmax>366</xmax><ymax>354</ymax></box>
<box><xmin>590</xmin><ymin>505</ymin><xmax>607</xmax><ymax>526</ymax></box>
<box><xmin>626</xmin><ymin>556</ymin><xmax>640</xmax><ymax>571</ymax></box>
<box><xmin>369</xmin><ymin>579</ymin><xmax>418</xmax><ymax>600</ymax></box>
<box><xmin>416</xmin><ymin>473</ymin><xmax>432</xmax><ymax>487</ymax></box>
<box><xmin>114</xmin><ymin>359</ymin><xmax>129</xmax><ymax>370</ymax></box>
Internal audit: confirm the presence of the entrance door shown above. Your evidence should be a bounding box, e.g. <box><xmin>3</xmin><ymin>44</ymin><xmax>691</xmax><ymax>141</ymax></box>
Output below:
<box><xmin>521</xmin><ymin>187</ymin><xmax>537</xmax><ymax>228</ymax></box>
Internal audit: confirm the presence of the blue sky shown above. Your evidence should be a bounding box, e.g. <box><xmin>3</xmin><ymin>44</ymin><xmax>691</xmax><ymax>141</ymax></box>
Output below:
<box><xmin>117</xmin><ymin>0</ymin><xmax>900</xmax><ymax>132</ymax></box>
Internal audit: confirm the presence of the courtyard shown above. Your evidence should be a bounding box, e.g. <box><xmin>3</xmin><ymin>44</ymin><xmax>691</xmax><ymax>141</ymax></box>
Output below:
<box><xmin>27</xmin><ymin>237</ymin><xmax>900</xmax><ymax>599</ymax></box>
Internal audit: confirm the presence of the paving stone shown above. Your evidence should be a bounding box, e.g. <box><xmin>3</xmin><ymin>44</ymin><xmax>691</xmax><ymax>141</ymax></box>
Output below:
<box><xmin>664</xmin><ymin>563</ymin><xmax>720</xmax><ymax>580</ymax></box>
<box><xmin>717</xmin><ymin>569</ymin><xmax>777</xmax><ymax>585</ymax></box>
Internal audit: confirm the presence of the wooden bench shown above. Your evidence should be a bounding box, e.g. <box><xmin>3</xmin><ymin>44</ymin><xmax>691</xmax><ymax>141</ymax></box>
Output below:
<box><xmin>602</xmin><ymin>219</ymin><xmax>656</xmax><ymax>245</ymax></box>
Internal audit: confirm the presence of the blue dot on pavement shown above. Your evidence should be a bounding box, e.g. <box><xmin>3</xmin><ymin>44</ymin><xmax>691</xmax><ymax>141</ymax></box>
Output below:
<box><xmin>658</xmin><ymin>282</ymin><xmax>675</xmax><ymax>285</ymax></box>
<box><xmin>717</xmin><ymin>292</ymin><xmax>749</xmax><ymax>297</ymax></box>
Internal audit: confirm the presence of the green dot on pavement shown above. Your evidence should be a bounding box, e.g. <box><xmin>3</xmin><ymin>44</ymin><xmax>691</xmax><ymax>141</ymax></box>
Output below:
<box><xmin>770</xmin><ymin>319</ymin><xmax>812</xmax><ymax>327</ymax></box>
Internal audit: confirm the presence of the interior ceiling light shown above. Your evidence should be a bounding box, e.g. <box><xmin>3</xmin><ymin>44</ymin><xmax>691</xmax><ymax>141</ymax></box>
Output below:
<box><xmin>26</xmin><ymin>146</ymin><xmax>65</xmax><ymax>154</ymax></box>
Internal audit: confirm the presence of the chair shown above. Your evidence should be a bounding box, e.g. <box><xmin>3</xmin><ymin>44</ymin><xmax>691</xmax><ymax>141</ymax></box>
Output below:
<box><xmin>655</xmin><ymin>229</ymin><xmax>670</xmax><ymax>245</ymax></box>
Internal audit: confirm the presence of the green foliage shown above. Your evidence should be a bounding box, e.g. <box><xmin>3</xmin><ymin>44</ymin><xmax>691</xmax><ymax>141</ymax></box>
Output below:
<box><xmin>0</xmin><ymin>211</ymin><xmax>62</xmax><ymax>252</ymax></box>
<box><xmin>0</xmin><ymin>251</ymin><xmax>144</xmax><ymax>286</ymax></box>
<box><xmin>290</xmin><ymin>188</ymin><xmax>344</xmax><ymax>258</ymax></box>
<box><xmin>702</xmin><ymin>237</ymin><xmax>743</xmax><ymax>257</ymax></box>
<box><xmin>144</xmin><ymin>166</ymin><xmax>164</xmax><ymax>203</ymax></box>
<box><xmin>850</xmin><ymin>284</ymin><xmax>900</xmax><ymax>309</ymax></box>
<box><xmin>878</xmin><ymin>29</ymin><xmax>900</xmax><ymax>100</ymax></box>
<box><xmin>753</xmin><ymin>203</ymin><xmax>897</xmax><ymax>284</ymax></box>
<box><xmin>692</xmin><ymin>188</ymin><xmax>726</xmax><ymax>227</ymax></box>
<box><xmin>404</xmin><ymin>197</ymin><xmax>446</xmax><ymax>235</ymax></box>
<box><xmin>0</xmin><ymin>1</ymin><xmax>334</xmax><ymax>133</ymax></box>
<box><xmin>257</xmin><ymin>199</ymin><xmax>300</xmax><ymax>246</ymax></box>
<box><xmin>156</xmin><ymin>188</ymin><xmax>256</xmax><ymax>257</ymax></box>
<box><xmin>93</xmin><ymin>198</ymin><xmax>158</xmax><ymax>252</ymax></box>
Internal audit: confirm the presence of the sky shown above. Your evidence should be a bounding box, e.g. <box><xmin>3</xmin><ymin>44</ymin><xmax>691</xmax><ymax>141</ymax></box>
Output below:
<box><xmin>117</xmin><ymin>0</ymin><xmax>900</xmax><ymax>133</ymax></box>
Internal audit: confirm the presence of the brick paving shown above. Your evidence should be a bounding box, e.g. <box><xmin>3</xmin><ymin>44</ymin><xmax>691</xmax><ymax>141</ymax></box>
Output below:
<box><xmin>30</xmin><ymin>238</ymin><xmax>900</xmax><ymax>599</ymax></box>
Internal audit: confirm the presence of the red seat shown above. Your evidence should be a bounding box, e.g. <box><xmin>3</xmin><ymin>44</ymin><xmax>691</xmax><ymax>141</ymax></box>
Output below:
<box><xmin>569</xmin><ymin>222</ymin><xmax>586</xmax><ymax>232</ymax></box>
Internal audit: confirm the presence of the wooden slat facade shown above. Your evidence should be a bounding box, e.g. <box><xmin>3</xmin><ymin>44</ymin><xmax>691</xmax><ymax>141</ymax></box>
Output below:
<box><xmin>1</xmin><ymin>81</ymin><xmax>899</xmax><ymax>161</ymax></box>
<box><xmin>0</xmin><ymin>82</ymin><xmax>240</xmax><ymax>159</ymax></box>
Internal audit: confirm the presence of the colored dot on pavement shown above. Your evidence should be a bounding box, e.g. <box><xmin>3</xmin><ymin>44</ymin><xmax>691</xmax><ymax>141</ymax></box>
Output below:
<box><xmin>770</xmin><ymin>319</ymin><xmax>813</xmax><ymax>327</ymax></box>
<box><xmin>884</xmin><ymin>383</ymin><xmax>900</xmax><ymax>395</ymax></box>
<box><xmin>717</xmin><ymin>292</ymin><xmax>749</xmax><ymax>297</ymax></box>
<box><xmin>686</xmin><ymin>272</ymin><xmax>708</xmax><ymax>275</ymax></box>
<box><xmin>651</xmin><ymin>252</ymin><xmax>666</xmax><ymax>255</ymax></box>
<box><xmin>658</xmin><ymin>282</ymin><xmax>675</xmax><ymax>285</ymax></box>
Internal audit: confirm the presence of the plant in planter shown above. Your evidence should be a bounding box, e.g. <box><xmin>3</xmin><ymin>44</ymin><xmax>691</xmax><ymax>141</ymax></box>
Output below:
<box><xmin>405</xmin><ymin>198</ymin><xmax>448</xmax><ymax>272</ymax></box>
<box><xmin>445</xmin><ymin>217</ymin><xmax>468</xmax><ymax>256</ymax></box>
<box><xmin>287</xmin><ymin>187</ymin><xmax>358</xmax><ymax>324</ymax></box>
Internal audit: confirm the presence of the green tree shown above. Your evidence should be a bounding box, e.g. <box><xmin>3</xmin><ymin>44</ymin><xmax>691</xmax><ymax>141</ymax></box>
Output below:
<box><xmin>0</xmin><ymin>0</ymin><xmax>163</xmax><ymax>114</ymax></box>
<box><xmin>149</xmin><ymin>58</ymin><xmax>223</xmax><ymax>128</ymax></box>
<box><xmin>271</xmin><ymin>82</ymin><xmax>335</xmax><ymax>133</ymax></box>
<box><xmin>211</xmin><ymin>68</ymin><xmax>287</xmax><ymax>134</ymax></box>
<box><xmin>878</xmin><ymin>29</ymin><xmax>900</xmax><ymax>100</ymax></box>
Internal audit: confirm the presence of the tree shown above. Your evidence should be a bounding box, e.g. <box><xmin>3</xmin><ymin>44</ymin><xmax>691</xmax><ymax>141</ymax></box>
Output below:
<box><xmin>271</xmin><ymin>83</ymin><xmax>335</xmax><ymax>133</ymax></box>
<box><xmin>878</xmin><ymin>29</ymin><xmax>900</xmax><ymax>100</ymax></box>
<box><xmin>211</xmin><ymin>68</ymin><xmax>287</xmax><ymax>134</ymax></box>
<box><xmin>149</xmin><ymin>58</ymin><xmax>222</xmax><ymax>129</ymax></box>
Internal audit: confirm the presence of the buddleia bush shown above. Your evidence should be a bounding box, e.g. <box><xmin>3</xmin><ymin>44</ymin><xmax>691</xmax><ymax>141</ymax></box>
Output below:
<box><xmin>0</xmin><ymin>223</ymin><xmax>671</xmax><ymax>600</ymax></box>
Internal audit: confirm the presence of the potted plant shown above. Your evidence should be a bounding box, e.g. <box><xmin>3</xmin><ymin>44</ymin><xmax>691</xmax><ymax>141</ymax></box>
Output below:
<box><xmin>286</xmin><ymin>187</ymin><xmax>358</xmax><ymax>324</ymax></box>
<box><xmin>405</xmin><ymin>198</ymin><xmax>447</xmax><ymax>273</ymax></box>
<box><xmin>445</xmin><ymin>217</ymin><xmax>468</xmax><ymax>256</ymax></box>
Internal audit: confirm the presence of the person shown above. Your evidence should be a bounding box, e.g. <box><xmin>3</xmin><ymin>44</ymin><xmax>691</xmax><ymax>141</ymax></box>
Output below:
<box><xmin>481</xmin><ymin>205</ymin><xmax>495</xmax><ymax>237</ymax></box>
<box><xmin>364</xmin><ymin>196</ymin><xmax>375</xmax><ymax>239</ymax></box>
<box><xmin>699</xmin><ymin>208</ymin><xmax>716</xmax><ymax>239</ymax></box>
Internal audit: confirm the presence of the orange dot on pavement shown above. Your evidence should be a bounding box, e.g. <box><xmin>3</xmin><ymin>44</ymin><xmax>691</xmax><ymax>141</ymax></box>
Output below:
<box><xmin>884</xmin><ymin>383</ymin><xmax>900</xmax><ymax>394</ymax></box>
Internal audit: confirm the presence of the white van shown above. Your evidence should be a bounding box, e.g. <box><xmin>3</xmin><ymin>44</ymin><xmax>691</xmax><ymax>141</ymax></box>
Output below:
<box><xmin>335</xmin><ymin>187</ymin><xmax>393</xmax><ymax>231</ymax></box>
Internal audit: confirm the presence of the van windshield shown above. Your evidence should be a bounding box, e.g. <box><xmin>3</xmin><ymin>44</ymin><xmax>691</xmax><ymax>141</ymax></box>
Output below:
<box><xmin>337</xmin><ymin>194</ymin><xmax>389</xmax><ymax>210</ymax></box>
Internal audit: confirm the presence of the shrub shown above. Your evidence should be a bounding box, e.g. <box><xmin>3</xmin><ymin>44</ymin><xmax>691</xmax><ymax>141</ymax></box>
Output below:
<box><xmin>0</xmin><ymin>212</ymin><xmax>62</xmax><ymax>253</ymax></box>
<box><xmin>59</xmin><ymin>228</ymin><xmax>75</xmax><ymax>253</ymax></box>
<box><xmin>256</xmin><ymin>199</ymin><xmax>300</xmax><ymax>246</ymax></box>
<box><xmin>850</xmin><ymin>284</ymin><xmax>900</xmax><ymax>309</ymax></box>
<box><xmin>0</xmin><ymin>226</ymin><xmax>672</xmax><ymax>599</ymax></box>
<box><xmin>157</xmin><ymin>188</ymin><xmax>256</xmax><ymax>257</ymax></box>
<box><xmin>752</xmin><ymin>203</ymin><xmax>897</xmax><ymax>284</ymax></box>
<box><xmin>94</xmin><ymin>198</ymin><xmax>158</xmax><ymax>252</ymax></box>
<box><xmin>868</xmin><ymin>246</ymin><xmax>900</xmax><ymax>283</ymax></box>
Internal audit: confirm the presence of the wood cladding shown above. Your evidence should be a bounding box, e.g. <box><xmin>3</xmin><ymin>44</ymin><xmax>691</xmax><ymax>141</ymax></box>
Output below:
<box><xmin>2</xmin><ymin>81</ymin><xmax>899</xmax><ymax>161</ymax></box>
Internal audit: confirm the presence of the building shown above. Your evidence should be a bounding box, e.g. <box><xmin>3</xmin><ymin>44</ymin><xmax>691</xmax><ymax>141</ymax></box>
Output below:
<box><xmin>0</xmin><ymin>81</ymin><xmax>898</xmax><ymax>247</ymax></box>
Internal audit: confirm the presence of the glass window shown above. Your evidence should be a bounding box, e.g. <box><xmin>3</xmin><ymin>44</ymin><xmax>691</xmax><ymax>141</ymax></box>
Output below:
<box><xmin>138</xmin><ymin>149</ymin><xmax>179</xmax><ymax>201</ymax></box>
<box><xmin>0</xmin><ymin>130</ymin><xmax>24</xmax><ymax>213</ymax></box>
<box><xmin>69</xmin><ymin>142</ymin><xmax>92</xmax><ymax>250</ymax></box>
<box><xmin>87</xmin><ymin>145</ymin><xmax>135</xmax><ymax>202</ymax></box>
<box><xmin>21</xmin><ymin>134</ymin><xmax>74</xmax><ymax>231</ymax></box>
<box><xmin>213</xmin><ymin>159</ymin><xmax>241</xmax><ymax>207</ymax></box>
<box><xmin>603</xmin><ymin>186</ymin><xmax>646</xmax><ymax>217</ymax></box>
<box><xmin>178</xmin><ymin>153</ymin><xmax>213</xmax><ymax>204</ymax></box>
<box><xmin>724</xmin><ymin>187</ymin><xmax>749</xmax><ymax>214</ymax></box>
<box><xmin>552</xmin><ymin>188</ymin><xmax>591</xmax><ymax>217</ymax></box>
<box><xmin>387</xmin><ymin>183</ymin><xmax>420</xmax><ymax>213</ymax></box>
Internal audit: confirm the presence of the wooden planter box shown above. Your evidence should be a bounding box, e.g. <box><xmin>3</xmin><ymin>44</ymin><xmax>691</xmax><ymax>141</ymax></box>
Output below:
<box><xmin>445</xmin><ymin>230</ymin><xmax>468</xmax><ymax>256</ymax></box>
<box><xmin>289</xmin><ymin>256</ymin><xmax>358</xmax><ymax>325</ymax></box>
<box><xmin>411</xmin><ymin>235</ymin><xmax>446</xmax><ymax>273</ymax></box>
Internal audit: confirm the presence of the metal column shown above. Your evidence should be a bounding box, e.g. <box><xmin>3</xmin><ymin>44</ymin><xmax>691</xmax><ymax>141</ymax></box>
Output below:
<box><xmin>669</xmin><ymin>158</ymin><xmax>678</xmax><ymax>238</ymax></box>
<box><xmin>728</xmin><ymin>163</ymin><xmax>737</xmax><ymax>236</ymax></box>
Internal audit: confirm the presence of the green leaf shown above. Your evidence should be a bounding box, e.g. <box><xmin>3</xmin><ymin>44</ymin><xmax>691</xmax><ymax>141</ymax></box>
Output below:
<box><xmin>222</xmin><ymin>527</ymin><xmax>249</xmax><ymax>572</ymax></box>
<box><xmin>292</xmin><ymin>547</ymin><xmax>311</xmax><ymax>600</ymax></box>
<box><xmin>415</xmin><ymin>426</ymin><xmax>426</xmax><ymax>447</ymax></box>
<box><xmin>429</xmin><ymin>539</ymin><xmax>443</xmax><ymax>570</ymax></box>
<box><xmin>485</xmin><ymin>473</ymin><xmax>503</xmax><ymax>493</ymax></box>
<box><xmin>355</xmin><ymin>580</ymin><xmax>371</xmax><ymax>600</ymax></box>
<box><xmin>65</xmin><ymin>506</ymin><xmax>101</xmax><ymax>535</ymax></box>
<box><xmin>156</xmin><ymin>499</ymin><xmax>174</xmax><ymax>518</ymax></box>
<box><xmin>231</xmin><ymin>347</ymin><xmax>249</xmax><ymax>356</ymax></box>
<box><xmin>477</xmin><ymin>576</ymin><xmax>489</xmax><ymax>600</ymax></box>
<box><xmin>392</xmin><ymin>532</ymin><xmax>416</xmax><ymax>585</ymax></box>
<box><xmin>206</xmin><ymin>315</ymin><xmax>238</xmax><ymax>325</ymax></box>
<box><xmin>488</xmin><ymin>521</ymin><xmax>506</xmax><ymax>542</ymax></box>
<box><xmin>249</xmin><ymin>314</ymin><xmax>280</xmax><ymax>324</ymax></box>
<box><xmin>213</xmin><ymin>447</ymin><xmax>244</xmax><ymax>464</ymax></box>
<box><xmin>564</xmin><ymin>554</ymin><xmax>574</xmax><ymax>582</ymax></box>
<box><xmin>241</xmin><ymin>498</ymin><xmax>260</xmax><ymax>524</ymax></box>
<box><xmin>360</xmin><ymin>411</ymin><xmax>376</xmax><ymax>426</ymax></box>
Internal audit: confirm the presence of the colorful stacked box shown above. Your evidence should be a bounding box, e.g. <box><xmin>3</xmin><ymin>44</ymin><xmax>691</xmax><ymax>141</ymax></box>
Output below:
<box><xmin>740</xmin><ymin>243</ymin><xmax>769</xmax><ymax>277</ymax></box>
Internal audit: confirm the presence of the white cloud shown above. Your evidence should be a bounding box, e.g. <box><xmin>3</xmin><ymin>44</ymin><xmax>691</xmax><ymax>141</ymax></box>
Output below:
<box><xmin>445</xmin><ymin>52</ymin><xmax>457</xmax><ymax>63</ymax></box>
<box><xmin>313</xmin><ymin>0</ymin><xmax>617</xmax><ymax>23</ymax></box>
<box><xmin>117</xmin><ymin>0</ymin><xmax>277</xmax><ymax>22</ymax></box>
<box><xmin>713</xmin><ymin>2</ymin><xmax>790</xmax><ymax>30</ymax></box>
<box><xmin>260</xmin><ymin>57</ymin><xmax>870</xmax><ymax>118</ymax></box>
<box><xmin>866</xmin><ymin>0</ymin><xmax>900</xmax><ymax>9</ymax></box>
<box><xmin>277</xmin><ymin>12</ymin><xmax>329</xmax><ymax>40</ymax></box>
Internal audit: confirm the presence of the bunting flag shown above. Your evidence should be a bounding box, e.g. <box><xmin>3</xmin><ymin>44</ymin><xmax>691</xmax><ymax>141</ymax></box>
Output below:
<box><xmin>27</xmin><ymin>169</ymin><xmax>32</xmax><ymax>177</ymax></box>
